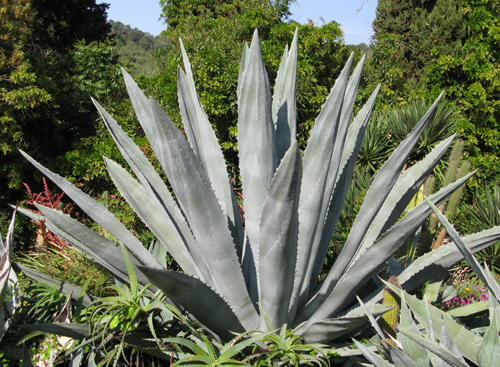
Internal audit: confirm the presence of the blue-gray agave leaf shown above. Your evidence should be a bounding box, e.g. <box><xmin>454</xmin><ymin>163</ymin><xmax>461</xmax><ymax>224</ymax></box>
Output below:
<box><xmin>354</xmin><ymin>134</ymin><xmax>456</xmax><ymax>260</ymax></box>
<box><xmin>387</xmin><ymin>345</ymin><xmax>420</xmax><ymax>367</ymax></box>
<box><xmin>237</xmin><ymin>29</ymin><xmax>277</xmax><ymax>303</ymax></box>
<box><xmin>385</xmin><ymin>282</ymin><xmax>481</xmax><ymax>365</ymax></box>
<box><xmin>138</xmin><ymin>266</ymin><xmax>244</xmax><ymax>341</ymax></box>
<box><xmin>302</xmin><ymin>58</ymin><xmax>371</xmax><ymax>300</ymax></box>
<box><xmin>398</xmin><ymin>329</ymin><xmax>469</xmax><ymax>367</ymax></box>
<box><xmin>291</xmin><ymin>53</ymin><xmax>354</xmax><ymax>314</ymax></box>
<box><xmin>27</xmin><ymin>204</ymin><xmax>150</xmax><ymax>288</ymax></box>
<box><xmin>272</xmin><ymin>28</ymin><xmax>298</xmax><ymax>161</ymax></box>
<box><xmin>399</xmin><ymin>293</ymin><xmax>429</xmax><ymax>367</ymax></box>
<box><xmin>295</xmin><ymin>173</ymin><xmax>474</xmax><ymax>329</ymax></box>
<box><xmin>92</xmin><ymin>97</ymin><xmax>202</xmax><ymax>275</ymax></box>
<box><xmin>478</xmin><ymin>310</ymin><xmax>500</xmax><ymax>367</ymax></box>
<box><xmin>424</xmin><ymin>196</ymin><xmax>500</xmax><ymax>302</ymax></box>
<box><xmin>177</xmin><ymin>40</ymin><xmax>244</xmax><ymax>251</ymax></box>
<box><xmin>148</xmin><ymin>96</ymin><xmax>258</xmax><ymax>329</ymax></box>
<box><xmin>352</xmin><ymin>338</ymin><xmax>394</xmax><ymax>367</ymax></box>
<box><xmin>258</xmin><ymin>140</ymin><xmax>301</xmax><ymax>330</ymax></box>
<box><xmin>103</xmin><ymin>157</ymin><xmax>200</xmax><ymax>279</ymax></box>
<box><xmin>398</xmin><ymin>225</ymin><xmax>500</xmax><ymax>294</ymax></box>
<box><xmin>322</xmin><ymin>93</ymin><xmax>444</xmax><ymax>300</ymax></box>
<box><xmin>299</xmin><ymin>304</ymin><xmax>392</xmax><ymax>343</ymax></box>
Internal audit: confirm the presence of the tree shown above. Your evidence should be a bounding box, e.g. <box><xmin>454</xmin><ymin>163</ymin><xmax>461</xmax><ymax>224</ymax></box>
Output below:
<box><xmin>0</xmin><ymin>0</ymin><xmax>51</xmax><ymax>194</ymax></box>
<box><xmin>367</xmin><ymin>0</ymin><xmax>500</xmax><ymax>185</ymax></box>
<box><xmin>368</xmin><ymin>0</ymin><xmax>466</xmax><ymax>104</ymax></box>
<box><xmin>425</xmin><ymin>0</ymin><xmax>500</xmax><ymax>185</ymax></box>
<box><xmin>30</xmin><ymin>0</ymin><xmax>111</xmax><ymax>52</ymax></box>
<box><xmin>0</xmin><ymin>0</ymin><xmax>130</xmax><ymax>244</ymax></box>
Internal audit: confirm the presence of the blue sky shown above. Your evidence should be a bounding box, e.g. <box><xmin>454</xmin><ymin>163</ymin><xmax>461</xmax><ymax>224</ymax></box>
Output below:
<box><xmin>102</xmin><ymin>0</ymin><xmax>377</xmax><ymax>45</ymax></box>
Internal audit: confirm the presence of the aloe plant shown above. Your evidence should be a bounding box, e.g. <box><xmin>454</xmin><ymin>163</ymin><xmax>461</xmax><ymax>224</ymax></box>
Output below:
<box><xmin>17</xmin><ymin>29</ymin><xmax>500</xmax><ymax>345</ymax></box>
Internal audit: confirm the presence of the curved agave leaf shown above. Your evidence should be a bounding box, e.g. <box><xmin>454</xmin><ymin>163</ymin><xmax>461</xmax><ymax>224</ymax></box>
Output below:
<box><xmin>148</xmin><ymin>97</ymin><xmax>258</xmax><ymax>329</ymax></box>
<box><xmin>478</xmin><ymin>310</ymin><xmax>500</xmax><ymax>367</ymax></box>
<box><xmin>399</xmin><ymin>293</ymin><xmax>429</xmax><ymax>367</ymax></box>
<box><xmin>304</xmin><ymin>76</ymin><xmax>380</xmax><ymax>308</ymax></box>
<box><xmin>19</xmin><ymin>150</ymin><xmax>162</xmax><ymax>270</ymax></box>
<box><xmin>387</xmin><ymin>345</ymin><xmax>420</xmax><ymax>367</ymax></box>
<box><xmin>16</xmin><ymin>264</ymin><xmax>94</xmax><ymax>306</ymax></box>
<box><xmin>177</xmin><ymin>41</ymin><xmax>244</xmax><ymax>251</ymax></box>
<box><xmin>138</xmin><ymin>266</ymin><xmax>244</xmax><ymax>341</ymax></box>
<box><xmin>292</xmin><ymin>53</ymin><xmax>354</xmax><ymax>313</ymax></box>
<box><xmin>425</xmin><ymin>196</ymin><xmax>500</xmax><ymax>302</ymax></box>
<box><xmin>103</xmin><ymin>157</ymin><xmax>200</xmax><ymax>279</ymax></box>
<box><xmin>298</xmin><ymin>55</ymin><xmax>368</xmax><ymax>309</ymax></box>
<box><xmin>399</xmin><ymin>329</ymin><xmax>469</xmax><ymax>367</ymax></box>
<box><xmin>299</xmin><ymin>304</ymin><xmax>392</xmax><ymax>343</ymax></box>
<box><xmin>352</xmin><ymin>338</ymin><xmax>394</xmax><ymax>367</ymax></box>
<box><xmin>92</xmin><ymin>98</ymin><xmax>203</xmax><ymax>275</ymax></box>
<box><xmin>19</xmin><ymin>323</ymin><xmax>90</xmax><ymax>340</ymax></box>
<box><xmin>237</xmin><ymin>29</ymin><xmax>277</xmax><ymax>303</ymax></box>
<box><xmin>272</xmin><ymin>27</ymin><xmax>298</xmax><ymax>161</ymax></box>
<box><xmin>258</xmin><ymin>141</ymin><xmax>301</xmax><ymax>330</ymax></box>
<box><xmin>399</xmin><ymin>225</ymin><xmax>500</xmax><ymax>294</ymax></box>
<box><xmin>354</xmin><ymin>134</ymin><xmax>456</xmax><ymax>261</ymax></box>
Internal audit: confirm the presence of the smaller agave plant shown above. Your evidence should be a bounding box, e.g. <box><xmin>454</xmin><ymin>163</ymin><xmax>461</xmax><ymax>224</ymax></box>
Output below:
<box><xmin>354</xmin><ymin>198</ymin><xmax>500</xmax><ymax>367</ymax></box>
<box><xmin>18</xmin><ymin>29</ymin><xmax>500</xmax><ymax>345</ymax></box>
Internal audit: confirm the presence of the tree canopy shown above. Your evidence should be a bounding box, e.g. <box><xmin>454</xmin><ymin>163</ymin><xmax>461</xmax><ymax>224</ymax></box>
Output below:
<box><xmin>369</xmin><ymin>0</ymin><xmax>500</xmax><ymax>185</ymax></box>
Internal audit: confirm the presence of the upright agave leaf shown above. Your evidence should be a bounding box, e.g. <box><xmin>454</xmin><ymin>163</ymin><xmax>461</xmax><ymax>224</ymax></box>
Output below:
<box><xmin>272</xmin><ymin>28</ymin><xmax>298</xmax><ymax>162</ymax></box>
<box><xmin>238</xmin><ymin>29</ymin><xmax>277</xmax><ymax>303</ymax></box>
<box><xmin>19</xmin><ymin>29</ymin><xmax>500</xmax><ymax>346</ymax></box>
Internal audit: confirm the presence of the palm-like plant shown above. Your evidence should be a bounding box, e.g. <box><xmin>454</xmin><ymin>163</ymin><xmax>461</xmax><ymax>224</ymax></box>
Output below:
<box><xmin>17</xmin><ymin>29</ymin><xmax>500</xmax><ymax>345</ymax></box>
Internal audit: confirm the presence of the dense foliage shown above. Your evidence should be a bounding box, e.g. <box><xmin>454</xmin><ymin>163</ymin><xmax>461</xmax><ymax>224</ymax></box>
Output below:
<box><xmin>109</xmin><ymin>20</ymin><xmax>170</xmax><ymax>76</ymax></box>
<box><xmin>369</xmin><ymin>0</ymin><xmax>500</xmax><ymax>186</ymax></box>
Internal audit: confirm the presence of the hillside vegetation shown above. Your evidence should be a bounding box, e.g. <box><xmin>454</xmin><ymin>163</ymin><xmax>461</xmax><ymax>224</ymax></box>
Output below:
<box><xmin>109</xmin><ymin>20</ymin><xmax>169</xmax><ymax>76</ymax></box>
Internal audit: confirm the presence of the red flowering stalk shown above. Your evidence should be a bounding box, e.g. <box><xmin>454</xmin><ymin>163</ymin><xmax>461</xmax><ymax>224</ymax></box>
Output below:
<box><xmin>24</xmin><ymin>178</ymin><xmax>72</xmax><ymax>249</ymax></box>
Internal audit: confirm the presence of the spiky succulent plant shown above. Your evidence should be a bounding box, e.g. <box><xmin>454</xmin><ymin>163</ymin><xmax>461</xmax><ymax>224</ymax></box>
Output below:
<box><xmin>354</xmin><ymin>199</ymin><xmax>500</xmax><ymax>367</ymax></box>
<box><xmin>17</xmin><ymin>29</ymin><xmax>500</xmax><ymax>344</ymax></box>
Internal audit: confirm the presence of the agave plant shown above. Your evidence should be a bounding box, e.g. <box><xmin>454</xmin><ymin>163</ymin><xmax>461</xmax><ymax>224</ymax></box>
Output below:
<box><xmin>17</xmin><ymin>29</ymin><xmax>500</xmax><ymax>345</ymax></box>
<box><xmin>354</xmin><ymin>198</ymin><xmax>500</xmax><ymax>367</ymax></box>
